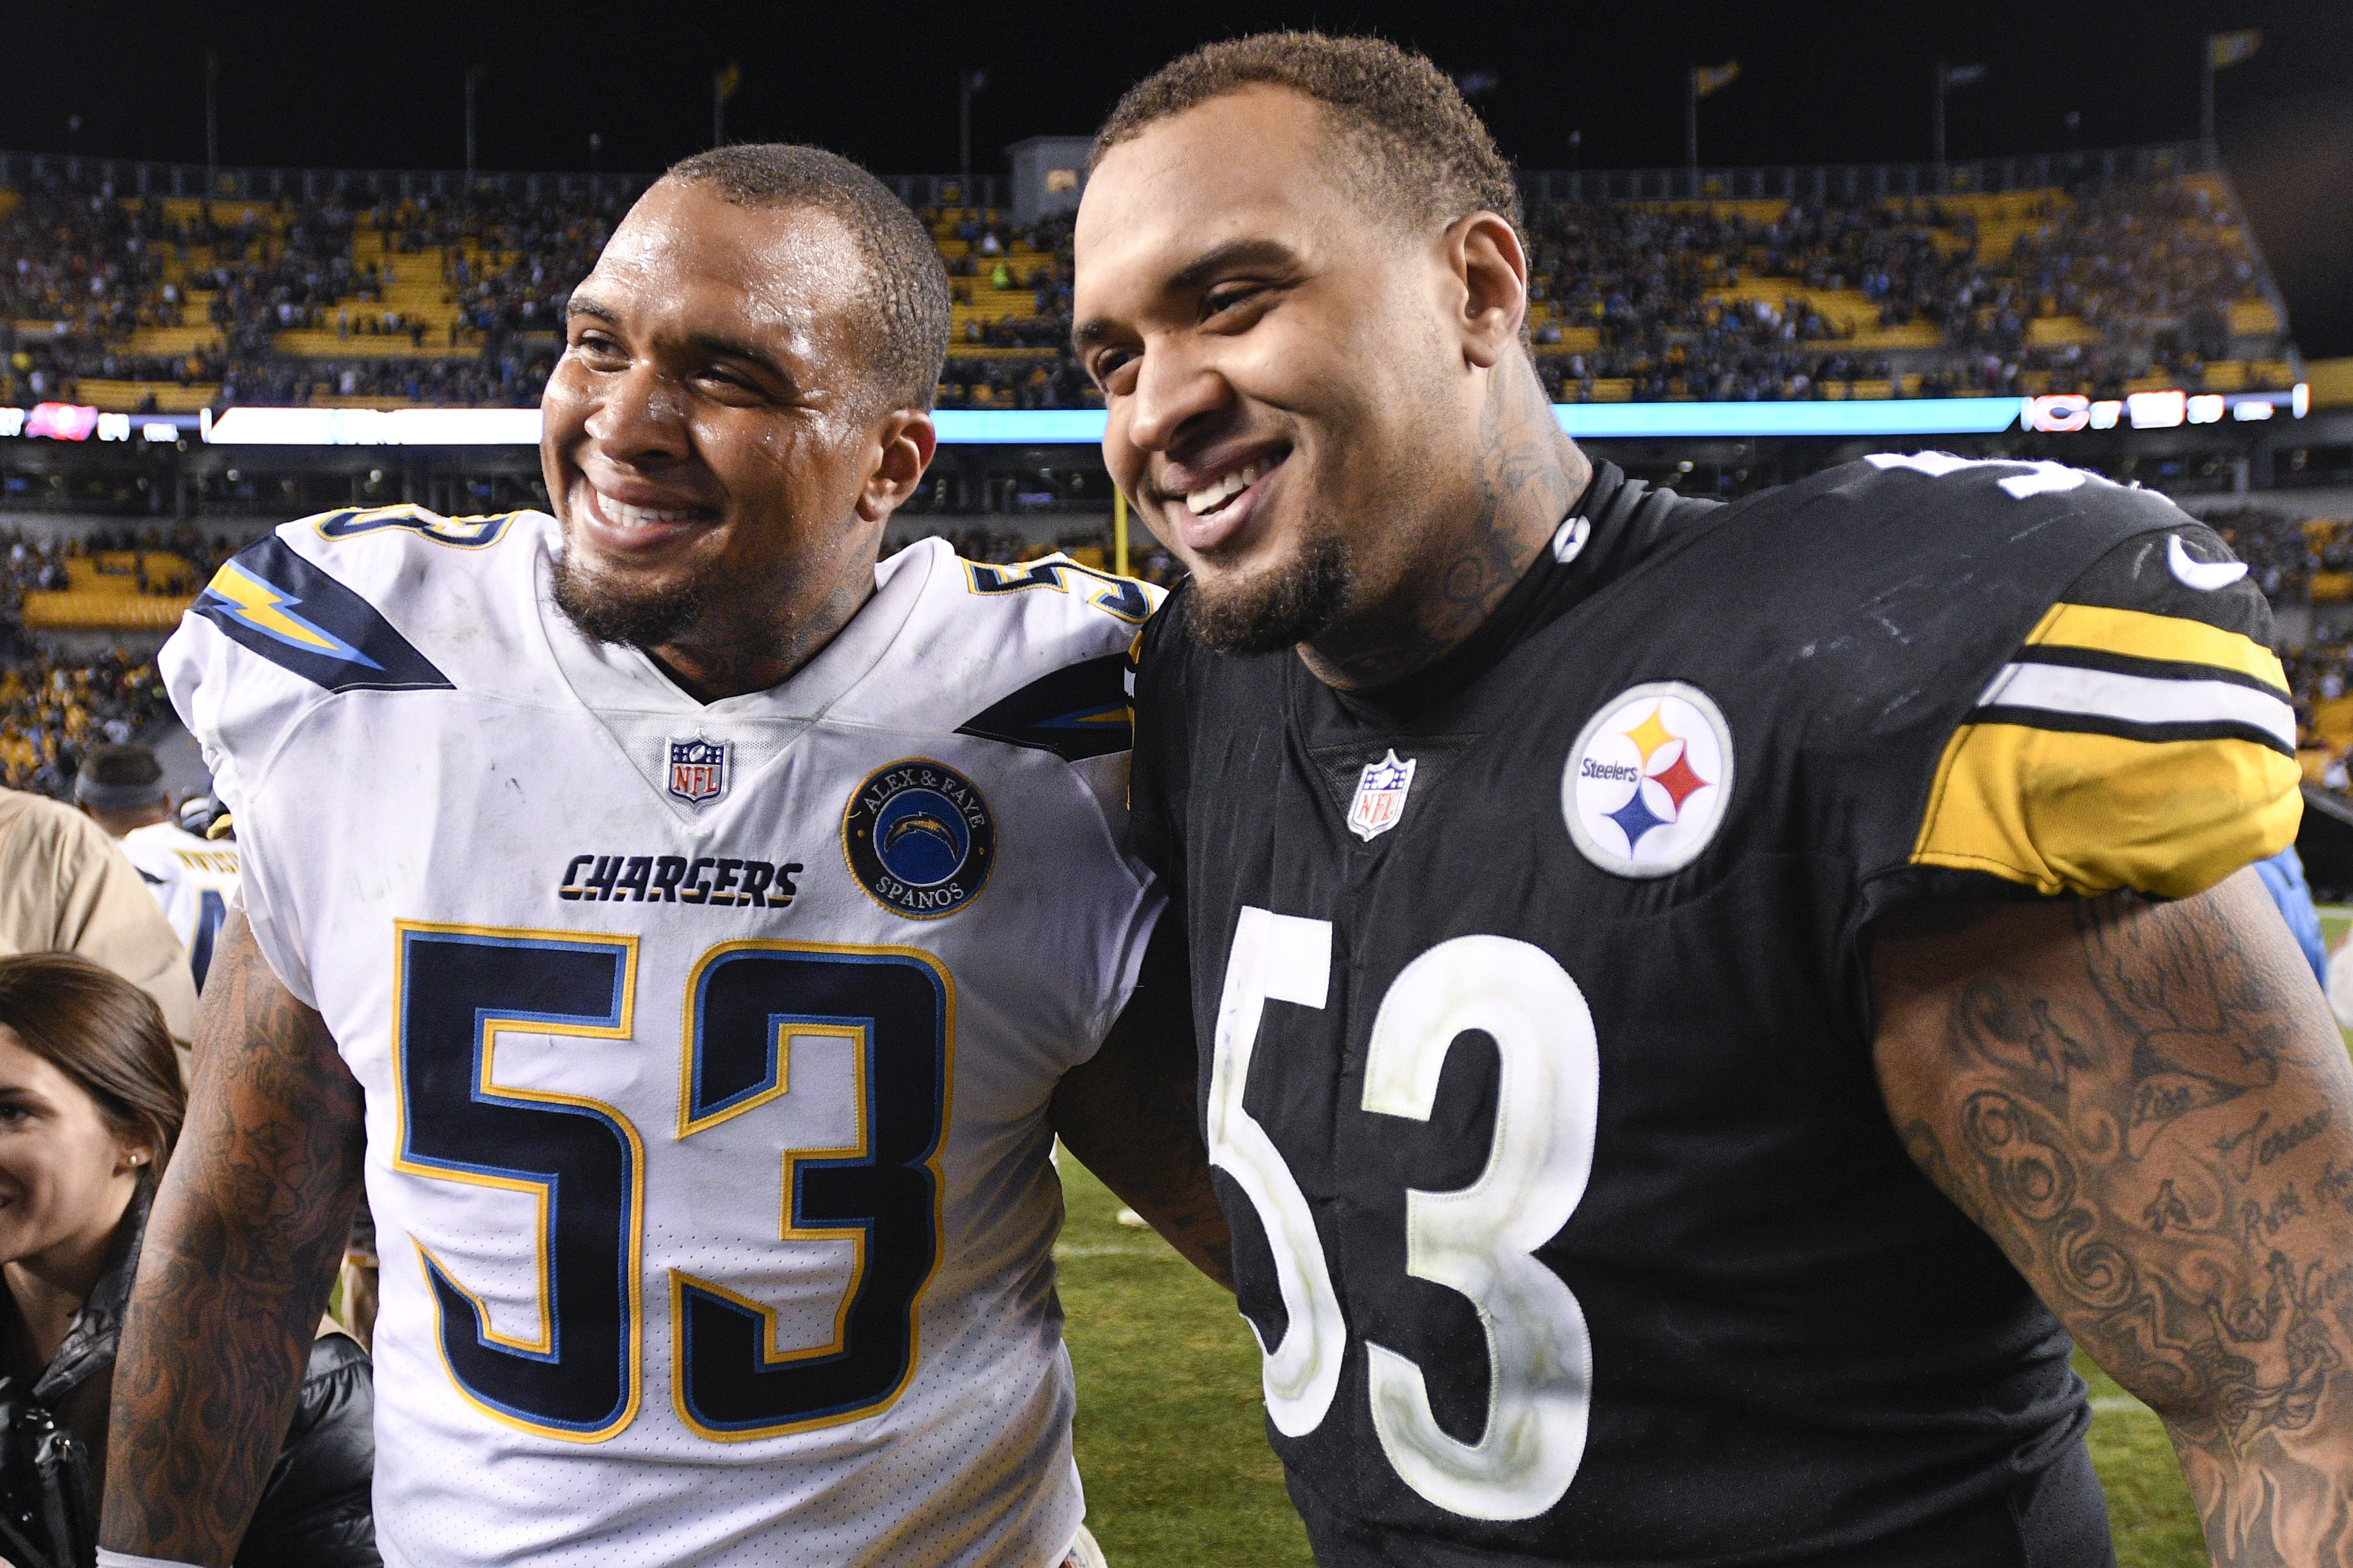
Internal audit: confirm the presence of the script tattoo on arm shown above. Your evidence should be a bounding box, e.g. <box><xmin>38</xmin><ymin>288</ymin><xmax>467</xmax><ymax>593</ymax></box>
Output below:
<box><xmin>1873</xmin><ymin>868</ymin><xmax>2353</xmax><ymax>1567</ymax></box>
<box><xmin>1050</xmin><ymin>915</ymin><xmax>1233</xmax><ymax>1288</ymax></box>
<box><xmin>99</xmin><ymin>911</ymin><xmax>366</xmax><ymax>1565</ymax></box>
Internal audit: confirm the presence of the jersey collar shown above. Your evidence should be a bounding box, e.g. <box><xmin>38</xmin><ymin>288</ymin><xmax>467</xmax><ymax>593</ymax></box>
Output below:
<box><xmin>534</xmin><ymin>535</ymin><xmax>939</xmax><ymax>722</ymax></box>
<box><xmin>1324</xmin><ymin>460</ymin><xmax>1641</xmax><ymax>722</ymax></box>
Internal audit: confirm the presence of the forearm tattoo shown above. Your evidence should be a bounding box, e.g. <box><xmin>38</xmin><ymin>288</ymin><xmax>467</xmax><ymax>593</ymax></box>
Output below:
<box><xmin>1879</xmin><ymin>878</ymin><xmax>2353</xmax><ymax>1566</ymax></box>
<box><xmin>99</xmin><ymin>915</ymin><xmax>366</xmax><ymax>1563</ymax></box>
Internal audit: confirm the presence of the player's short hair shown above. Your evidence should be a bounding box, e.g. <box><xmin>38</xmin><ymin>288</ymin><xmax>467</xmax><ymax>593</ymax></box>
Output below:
<box><xmin>664</xmin><ymin>144</ymin><xmax>950</xmax><ymax>414</ymax></box>
<box><xmin>0</xmin><ymin>953</ymin><xmax>183</xmax><ymax>1186</ymax></box>
<box><xmin>76</xmin><ymin>742</ymin><xmax>167</xmax><ymax>811</ymax></box>
<box><xmin>1091</xmin><ymin>32</ymin><xmax>1523</xmax><ymax>238</ymax></box>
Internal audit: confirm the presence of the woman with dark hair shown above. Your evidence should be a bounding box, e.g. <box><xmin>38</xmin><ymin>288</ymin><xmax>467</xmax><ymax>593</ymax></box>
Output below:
<box><xmin>0</xmin><ymin>953</ymin><xmax>378</xmax><ymax>1567</ymax></box>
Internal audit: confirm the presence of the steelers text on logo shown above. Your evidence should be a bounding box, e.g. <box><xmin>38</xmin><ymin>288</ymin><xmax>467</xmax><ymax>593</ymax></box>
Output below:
<box><xmin>1562</xmin><ymin>681</ymin><xmax>1734</xmax><ymax>877</ymax></box>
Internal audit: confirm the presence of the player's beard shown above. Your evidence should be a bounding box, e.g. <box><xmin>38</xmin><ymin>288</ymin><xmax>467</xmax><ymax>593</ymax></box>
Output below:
<box><xmin>1183</xmin><ymin>529</ymin><xmax>1353</xmax><ymax>656</ymax></box>
<box><xmin>549</xmin><ymin>553</ymin><xmax>710</xmax><ymax>652</ymax></box>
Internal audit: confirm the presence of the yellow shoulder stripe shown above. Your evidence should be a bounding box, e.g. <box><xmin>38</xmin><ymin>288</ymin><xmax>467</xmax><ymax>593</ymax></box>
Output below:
<box><xmin>1911</xmin><ymin>722</ymin><xmax>2300</xmax><ymax>899</ymax></box>
<box><xmin>2028</xmin><ymin>602</ymin><xmax>2287</xmax><ymax>692</ymax></box>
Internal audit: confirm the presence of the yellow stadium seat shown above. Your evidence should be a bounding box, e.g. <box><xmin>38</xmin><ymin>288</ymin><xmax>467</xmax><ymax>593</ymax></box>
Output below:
<box><xmin>2228</xmin><ymin>300</ymin><xmax>2282</xmax><ymax>336</ymax></box>
<box><xmin>2306</xmin><ymin>358</ymin><xmax>2353</xmax><ymax>408</ymax></box>
<box><xmin>67</xmin><ymin>381</ymin><xmax>217</xmax><ymax>413</ymax></box>
<box><xmin>126</xmin><ymin>325</ymin><xmax>224</xmax><ymax>357</ymax></box>
<box><xmin>2027</xmin><ymin>317</ymin><xmax>2099</xmax><ymax>348</ymax></box>
<box><xmin>17</xmin><ymin>593</ymin><xmax>193</xmax><ymax>631</ymax></box>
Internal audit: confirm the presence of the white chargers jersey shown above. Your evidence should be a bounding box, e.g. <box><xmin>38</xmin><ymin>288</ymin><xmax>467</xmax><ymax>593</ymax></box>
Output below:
<box><xmin>119</xmin><ymin>821</ymin><xmax>239</xmax><ymax>988</ymax></box>
<box><xmin>160</xmin><ymin>506</ymin><xmax>1166</xmax><ymax>1568</ymax></box>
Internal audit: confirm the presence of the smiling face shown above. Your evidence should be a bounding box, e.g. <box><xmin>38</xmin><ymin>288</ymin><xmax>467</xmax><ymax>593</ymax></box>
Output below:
<box><xmin>1075</xmin><ymin>86</ymin><xmax>1503</xmax><ymax>655</ymax></box>
<box><xmin>0</xmin><ymin>1025</ymin><xmax>146</xmax><ymax>1283</ymax></box>
<box><xmin>540</xmin><ymin>179</ymin><xmax>934</xmax><ymax>696</ymax></box>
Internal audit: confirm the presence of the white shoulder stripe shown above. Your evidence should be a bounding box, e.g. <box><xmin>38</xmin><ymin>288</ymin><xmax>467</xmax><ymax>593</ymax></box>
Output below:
<box><xmin>1975</xmin><ymin>661</ymin><xmax>2296</xmax><ymax>750</ymax></box>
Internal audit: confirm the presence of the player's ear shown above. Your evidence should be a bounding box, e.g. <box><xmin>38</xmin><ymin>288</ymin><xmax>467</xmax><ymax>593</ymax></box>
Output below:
<box><xmin>856</xmin><ymin>408</ymin><xmax>937</xmax><ymax>523</ymax></box>
<box><xmin>1449</xmin><ymin>211</ymin><xmax>1528</xmax><ymax>371</ymax></box>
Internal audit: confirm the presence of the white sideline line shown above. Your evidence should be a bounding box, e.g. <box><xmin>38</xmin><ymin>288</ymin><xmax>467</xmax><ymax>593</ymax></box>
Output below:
<box><xmin>2091</xmin><ymin>1395</ymin><xmax>2156</xmax><ymax>1416</ymax></box>
<box><xmin>1054</xmin><ymin>1243</ymin><xmax>1173</xmax><ymax>1258</ymax></box>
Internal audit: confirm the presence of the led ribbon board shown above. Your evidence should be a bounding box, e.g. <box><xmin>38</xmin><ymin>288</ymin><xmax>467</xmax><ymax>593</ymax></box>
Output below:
<box><xmin>118</xmin><ymin>390</ymin><xmax>2313</xmax><ymax>447</ymax></box>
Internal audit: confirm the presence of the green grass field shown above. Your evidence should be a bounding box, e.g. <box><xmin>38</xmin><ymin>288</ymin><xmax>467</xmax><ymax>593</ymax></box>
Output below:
<box><xmin>1056</xmin><ymin>1156</ymin><xmax>1312</xmax><ymax>1566</ymax></box>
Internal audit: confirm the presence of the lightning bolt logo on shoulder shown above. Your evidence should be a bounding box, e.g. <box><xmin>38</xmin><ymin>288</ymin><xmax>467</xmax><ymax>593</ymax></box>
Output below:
<box><xmin>191</xmin><ymin>536</ymin><xmax>451</xmax><ymax>693</ymax></box>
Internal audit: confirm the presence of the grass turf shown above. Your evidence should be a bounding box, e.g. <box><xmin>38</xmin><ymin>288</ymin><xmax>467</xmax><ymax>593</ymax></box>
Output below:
<box><xmin>1056</xmin><ymin>1159</ymin><xmax>2213</xmax><ymax>1567</ymax></box>
<box><xmin>1057</xmin><ymin>1153</ymin><xmax>1313</xmax><ymax>1566</ymax></box>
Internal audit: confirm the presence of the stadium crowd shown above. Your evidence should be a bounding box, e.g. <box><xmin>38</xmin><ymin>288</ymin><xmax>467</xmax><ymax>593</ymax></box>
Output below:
<box><xmin>1</xmin><ymin>167</ymin><xmax>2286</xmax><ymax>415</ymax></box>
<box><xmin>0</xmin><ymin>641</ymin><xmax>170</xmax><ymax>795</ymax></box>
<box><xmin>0</xmin><ymin>162</ymin><xmax>2324</xmax><ymax>795</ymax></box>
<box><xmin>0</xmin><ymin>523</ymin><xmax>237</xmax><ymax>793</ymax></box>
<box><xmin>2192</xmin><ymin>505</ymin><xmax>2353</xmax><ymax>795</ymax></box>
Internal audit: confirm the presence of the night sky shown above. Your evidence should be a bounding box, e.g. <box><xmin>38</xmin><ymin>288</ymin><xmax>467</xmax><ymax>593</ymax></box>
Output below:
<box><xmin>9</xmin><ymin>0</ymin><xmax>2349</xmax><ymax>353</ymax></box>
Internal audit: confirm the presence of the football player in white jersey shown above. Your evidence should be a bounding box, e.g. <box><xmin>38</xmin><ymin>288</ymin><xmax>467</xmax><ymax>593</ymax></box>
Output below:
<box><xmin>76</xmin><ymin>743</ymin><xmax>240</xmax><ymax>989</ymax></box>
<box><xmin>99</xmin><ymin>145</ymin><xmax>1224</xmax><ymax>1568</ymax></box>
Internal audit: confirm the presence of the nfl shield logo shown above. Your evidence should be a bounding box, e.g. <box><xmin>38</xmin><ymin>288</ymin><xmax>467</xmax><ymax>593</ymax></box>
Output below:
<box><xmin>667</xmin><ymin>736</ymin><xmax>731</xmax><ymax>808</ymax></box>
<box><xmin>1346</xmin><ymin>749</ymin><xmax>1417</xmax><ymax>842</ymax></box>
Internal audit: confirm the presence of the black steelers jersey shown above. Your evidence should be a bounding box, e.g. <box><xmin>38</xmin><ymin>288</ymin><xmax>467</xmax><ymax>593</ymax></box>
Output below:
<box><xmin>1128</xmin><ymin>456</ymin><xmax>2298</xmax><ymax>1567</ymax></box>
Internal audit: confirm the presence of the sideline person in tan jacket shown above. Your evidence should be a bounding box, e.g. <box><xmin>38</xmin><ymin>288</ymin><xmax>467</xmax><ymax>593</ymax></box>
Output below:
<box><xmin>0</xmin><ymin>785</ymin><xmax>197</xmax><ymax>1047</ymax></box>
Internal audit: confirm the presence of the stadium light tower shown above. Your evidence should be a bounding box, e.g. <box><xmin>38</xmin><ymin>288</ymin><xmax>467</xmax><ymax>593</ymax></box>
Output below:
<box><xmin>203</xmin><ymin>50</ymin><xmax>218</xmax><ymax>199</ymax></box>
<box><xmin>959</xmin><ymin>69</ymin><xmax>987</xmax><ymax>207</ymax></box>
<box><xmin>1932</xmin><ymin>62</ymin><xmax>1986</xmax><ymax>181</ymax></box>
<box><xmin>2203</xmin><ymin>31</ymin><xmax>2261</xmax><ymax>146</ymax></box>
<box><xmin>465</xmin><ymin>64</ymin><xmax>486</xmax><ymax>196</ymax></box>
<box><xmin>714</xmin><ymin>62</ymin><xmax>741</xmax><ymax>147</ymax></box>
<box><xmin>1685</xmin><ymin>62</ymin><xmax>1738</xmax><ymax>191</ymax></box>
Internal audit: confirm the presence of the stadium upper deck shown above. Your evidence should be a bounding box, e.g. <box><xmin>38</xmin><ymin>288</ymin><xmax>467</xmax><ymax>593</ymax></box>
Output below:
<box><xmin>0</xmin><ymin>139</ymin><xmax>2301</xmax><ymax>419</ymax></box>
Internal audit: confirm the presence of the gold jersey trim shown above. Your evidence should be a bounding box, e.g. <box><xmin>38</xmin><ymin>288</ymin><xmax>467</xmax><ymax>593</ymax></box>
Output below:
<box><xmin>1909</xmin><ymin>598</ymin><xmax>2299</xmax><ymax>898</ymax></box>
<box><xmin>2025</xmin><ymin>602</ymin><xmax>2288</xmax><ymax>693</ymax></box>
<box><xmin>1910</xmin><ymin>722</ymin><xmax>2299</xmax><ymax>898</ymax></box>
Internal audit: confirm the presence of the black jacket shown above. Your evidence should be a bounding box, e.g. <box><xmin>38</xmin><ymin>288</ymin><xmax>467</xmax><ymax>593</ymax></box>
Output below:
<box><xmin>0</xmin><ymin>1194</ymin><xmax>380</xmax><ymax>1568</ymax></box>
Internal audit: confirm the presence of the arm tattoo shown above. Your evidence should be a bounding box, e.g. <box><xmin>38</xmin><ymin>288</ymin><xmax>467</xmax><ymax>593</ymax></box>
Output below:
<box><xmin>1050</xmin><ymin>919</ymin><xmax>1233</xmax><ymax>1289</ymax></box>
<box><xmin>1874</xmin><ymin>871</ymin><xmax>2353</xmax><ymax>1566</ymax></box>
<box><xmin>99</xmin><ymin>912</ymin><xmax>365</xmax><ymax>1564</ymax></box>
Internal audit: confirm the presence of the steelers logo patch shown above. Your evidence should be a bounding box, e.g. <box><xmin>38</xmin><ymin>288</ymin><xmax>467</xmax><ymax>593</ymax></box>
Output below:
<box><xmin>1561</xmin><ymin>682</ymin><xmax>1734</xmax><ymax>878</ymax></box>
<box><xmin>842</xmin><ymin>759</ymin><xmax>997</xmax><ymax>919</ymax></box>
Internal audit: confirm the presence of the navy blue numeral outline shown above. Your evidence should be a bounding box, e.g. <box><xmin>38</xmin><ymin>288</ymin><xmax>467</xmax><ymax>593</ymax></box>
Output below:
<box><xmin>313</xmin><ymin>506</ymin><xmax>518</xmax><ymax>549</ymax></box>
<box><xmin>670</xmin><ymin>940</ymin><xmax>955</xmax><ymax>1441</ymax></box>
<box><xmin>190</xmin><ymin>888</ymin><xmax>227</xmax><ymax>989</ymax></box>
<box><xmin>961</xmin><ymin>554</ymin><xmax>1153</xmax><ymax>624</ymax></box>
<box><xmin>391</xmin><ymin>922</ymin><xmax>645</xmax><ymax>1442</ymax></box>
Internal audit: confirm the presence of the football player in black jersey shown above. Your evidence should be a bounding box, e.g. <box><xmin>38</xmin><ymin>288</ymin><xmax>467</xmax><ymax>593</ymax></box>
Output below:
<box><xmin>1072</xmin><ymin>30</ymin><xmax>2353</xmax><ymax>1568</ymax></box>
